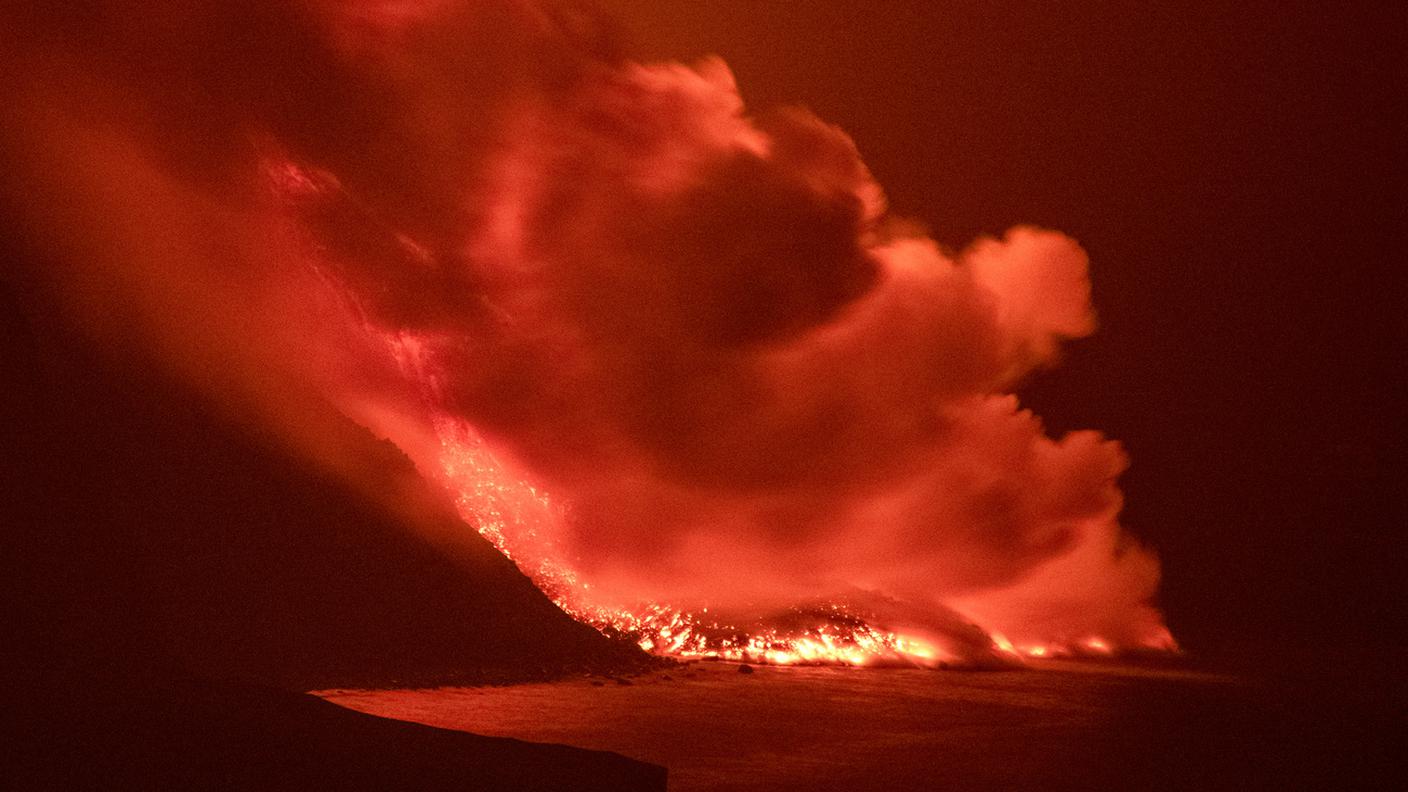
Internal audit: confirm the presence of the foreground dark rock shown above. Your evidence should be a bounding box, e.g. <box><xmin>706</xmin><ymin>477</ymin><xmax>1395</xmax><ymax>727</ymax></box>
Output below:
<box><xmin>6</xmin><ymin>658</ymin><xmax>665</xmax><ymax>791</ymax></box>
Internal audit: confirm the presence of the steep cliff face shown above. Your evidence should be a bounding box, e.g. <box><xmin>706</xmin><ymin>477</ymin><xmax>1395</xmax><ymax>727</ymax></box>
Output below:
<box><xmin>0</xmin><ymin>254</ymin><xmax>648</xmax><ymax>690</ymax></box>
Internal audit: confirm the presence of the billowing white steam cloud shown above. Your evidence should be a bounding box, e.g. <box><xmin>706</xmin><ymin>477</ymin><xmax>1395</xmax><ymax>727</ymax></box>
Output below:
<box><xmin>1</xmin><ymin>0</ymin><xmax>1170</xmax><ymax>657</ymax></box>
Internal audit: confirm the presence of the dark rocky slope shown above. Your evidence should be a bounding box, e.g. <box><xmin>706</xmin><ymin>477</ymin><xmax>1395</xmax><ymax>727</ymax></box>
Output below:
<box><xmin>1</xmin><ymin>258</ymin><xmax>648</xmax><ymax>689</ymax></box>
<box><xmin>1</xmin><ymin>246</ymin><xmax>663</xmax><ymax>788</ymax></box>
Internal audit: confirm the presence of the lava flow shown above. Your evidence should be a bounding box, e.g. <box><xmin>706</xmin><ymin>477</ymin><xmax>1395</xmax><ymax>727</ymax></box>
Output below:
<box><xmin>427</xmin><ymin>413</ymin><xmax>1170</xmax><ymax>667</ymax></box>
<box><xmin>425</xmin><ymin>414</ymin><xmax>939</xmax><ymax>666</ymax></box>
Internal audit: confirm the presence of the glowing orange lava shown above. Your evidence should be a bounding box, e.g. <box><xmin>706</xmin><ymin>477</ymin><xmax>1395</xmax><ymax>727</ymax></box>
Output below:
<box><xmin>419</xmin><ymin>409</ymin><xmax>1165</xmax><ymax>668</ymax></box>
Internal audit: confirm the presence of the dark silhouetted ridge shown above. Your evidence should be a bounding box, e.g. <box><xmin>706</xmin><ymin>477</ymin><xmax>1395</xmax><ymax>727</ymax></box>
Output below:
<box><xmin>0</xmin><ymin>243</ymin><xmax>663</xmax><ymax>789</ymax></box>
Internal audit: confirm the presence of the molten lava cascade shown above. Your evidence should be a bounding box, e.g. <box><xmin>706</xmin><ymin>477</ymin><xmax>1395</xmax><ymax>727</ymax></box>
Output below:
<box><xmin>428</xmin><ymin>416</ymin><xmax>952</xmax><ymax>666</ymax></box>
<box><xmin>420</xmin><ymin>411</ymin><xmax>1172</xmax><ymax>667</ymax></box>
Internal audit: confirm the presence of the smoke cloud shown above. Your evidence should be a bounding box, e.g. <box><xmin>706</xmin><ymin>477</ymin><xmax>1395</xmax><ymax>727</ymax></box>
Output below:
<box><xmin>2</xmin><ymin>0</ymin><xmax>1170</xmax><ymax>658</ymax></box>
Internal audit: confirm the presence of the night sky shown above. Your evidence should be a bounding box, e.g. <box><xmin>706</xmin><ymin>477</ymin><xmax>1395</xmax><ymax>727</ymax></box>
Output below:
<box><xmin>3</xmin><ymin>0</ymin><xmax>1403</xmax><ymax>664</ymax></box>
<box><xmin>4</xmin><ymin>5</ymin><xmax>1404</xmax><ymax>789</ymax></box>
<box><xmin>600</xmin><ymin>0</ymin><xmax>1407</xmax><ymax>656</ymax></box>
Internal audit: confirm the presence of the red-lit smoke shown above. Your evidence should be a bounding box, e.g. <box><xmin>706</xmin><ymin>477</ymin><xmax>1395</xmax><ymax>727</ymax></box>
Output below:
<box><xmin>1</xmin><ymin>0</ymin><xmax>1172</xmax><ymax>663</ymax></box>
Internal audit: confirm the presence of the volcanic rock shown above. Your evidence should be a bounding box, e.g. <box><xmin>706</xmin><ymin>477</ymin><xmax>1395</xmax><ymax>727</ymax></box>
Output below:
<box><xmin>1</xmin><ymin>256</ymin><xmax>664</xmax><ymax>788</ymax></box>
<box><xmin>0</xmin><ymin>262</ymin><xmax>649</xmax><ymax>690</ymax></box>
<box><xmin>6</xmin><ymin>659</ymin><xmax>666</xmax><ymax>791</ymax></box>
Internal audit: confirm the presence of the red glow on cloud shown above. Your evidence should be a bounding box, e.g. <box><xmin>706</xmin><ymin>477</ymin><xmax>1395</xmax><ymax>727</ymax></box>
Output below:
<box><xmin>2</xmin><ymin>0</ymin><xmax>1173</xmax><ymax>667</ymax></box>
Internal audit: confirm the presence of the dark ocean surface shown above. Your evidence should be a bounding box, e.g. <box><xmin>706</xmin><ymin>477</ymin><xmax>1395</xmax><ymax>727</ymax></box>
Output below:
<box><xmin>320</xmin><ymin>659</ymin><xmax>1403</xmax><ymax>790</ymax></box>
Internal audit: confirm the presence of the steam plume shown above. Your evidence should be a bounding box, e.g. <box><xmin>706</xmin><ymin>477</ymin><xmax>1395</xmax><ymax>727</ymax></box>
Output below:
<box><xmin>1</xmin><ymin>0</ymin><xmax>1171</xmax><ymax>662</ymax></box>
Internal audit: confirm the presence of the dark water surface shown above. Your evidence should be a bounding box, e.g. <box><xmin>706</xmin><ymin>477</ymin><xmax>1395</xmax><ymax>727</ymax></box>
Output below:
<box><xmin>320</xmin><ymin>660</ymin><xmax>1401</xmax><ymax>790</ymax></box>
